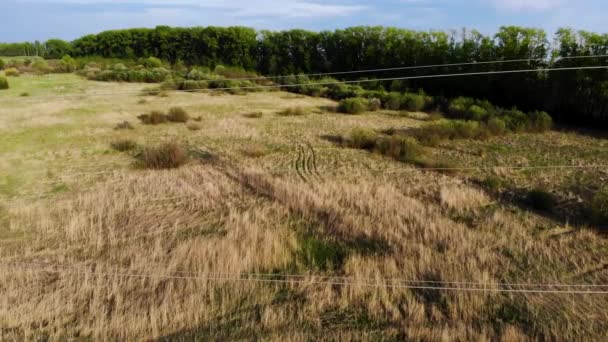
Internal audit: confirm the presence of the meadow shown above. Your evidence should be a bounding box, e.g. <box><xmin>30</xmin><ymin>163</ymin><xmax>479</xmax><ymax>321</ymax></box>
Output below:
<box><xmin>1</xmin><ymin>68</ymin><xmax>608</xmax><ymax>340</ymax></box>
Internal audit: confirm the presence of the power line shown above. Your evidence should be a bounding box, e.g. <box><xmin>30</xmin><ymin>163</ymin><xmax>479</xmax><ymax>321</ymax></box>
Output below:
<box><xmin>4</xmin><ymin>262</ymin><xmax>608</xmax><ymax>294</ymax></box>
<box><xmin>17</xmin><ymin>261</ymin><xmax>607</xmax><ymax>289</ymax></box>
<box><xmin>4</xmin><ymin>65</ymin><xmax>608</xmax><ymax>104</ymax></box>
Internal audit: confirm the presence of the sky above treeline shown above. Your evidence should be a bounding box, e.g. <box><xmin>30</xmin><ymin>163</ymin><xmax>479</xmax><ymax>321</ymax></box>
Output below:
<box><xmin>1</xmin><ymin>0</ymin><xmax>607</xmax><ymax>42</ymax></box>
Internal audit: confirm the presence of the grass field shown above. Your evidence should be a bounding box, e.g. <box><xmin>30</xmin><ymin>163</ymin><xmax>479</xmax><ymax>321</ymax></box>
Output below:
<box><xmin>1</xmin><ymin>73</ymin><xmax>608</xmax><ymax>340</ymax></box>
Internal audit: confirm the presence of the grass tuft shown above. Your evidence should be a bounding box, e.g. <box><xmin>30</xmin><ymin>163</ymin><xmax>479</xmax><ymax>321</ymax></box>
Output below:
<box><xmin>111</xmin><ymin>139</ymin><xmax>137</xmax><ymax>152</ymax></box>
<box><xmin>243</xmin><ymin>112</ymin><xmax>263</xmax><ymax>119</ymax></box>
<box><xmin>138</xmin><ymin>110</ymin><xmax>168</xmax><ymax>125</ymax></box>
<box><xmin>114</xmin><ymin>121</ymin><xmax>134</xmax><ymax>130</ymax></box>
<box><xmin>167</xmin><ymin>107</ymin><xmax>190</xmax><ymax>123</ymax></box>
<box><xmin>139</xmin><ymin>142</ymin><xmax>188</xmax><ymax>169</ymax></box>
<box><xmin>278</xmin><ymin>107</ymin><xmax>306</xmax><ymax>116</ymax></box>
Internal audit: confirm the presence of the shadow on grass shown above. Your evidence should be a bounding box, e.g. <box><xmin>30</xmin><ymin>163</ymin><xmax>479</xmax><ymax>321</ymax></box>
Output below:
<box><xmin>472</xmin><ymin>178</ymin><xmax>608</xmax><ymax>233</ymax></box>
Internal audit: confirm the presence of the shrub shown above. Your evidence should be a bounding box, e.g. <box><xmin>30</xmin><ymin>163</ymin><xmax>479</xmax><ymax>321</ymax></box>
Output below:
<box><xmin>0</xmin><ymin>59</ymin><xmax>4</xmax><ymax>69</ymax></box>
<box><xmin>383</xmin><ymin>92</ymin><xmax>402</xmax><ymax>110</ymax></box>
<box><xmin>375</xmin><ymin>136</ymin><xmax>422</xmax><ymax>162</ymax></box>
<box><xmin>167</xmin><ymin>107</ymin><xmax>190</xmax><ymax>123</ymax></box>
<box><xmin>527</xmin><ymin>189</ymin><xmax>557</xmax><ymax>212</ymax></box>
<box><xmin>367</xmin><ymin>98</ymin><xmax>382</xmax><ymax>111</ymax></box>
<box><xmin>455</xmin><ymin>121</ymin><xmax>481</xmax><ymax>139</ymax></box>
<box><xmin>349</xmin><ymin>128</ymin><xmax>377</xmax><ymax>150</ymax></box>
<box><xmin>138</xmin><ymin>110</ymin><xmax>167</xmax><ymax>125</ymax></box>
<box><xmin>187</xmin><ymin>123</ymin><xmax>202</xmax><ymax>131</ymax></box>
<box><xmin>142</xmin><ymin>57</ymin><xmax>163</xmax><ymax>68</ymax></box>
<box><xmin>140</xmin><ymin>142</ymin><xmax>188</xmax><ymax>169</ymax></box>
<box><xmin>468</xmin><ymin>105</ymin><xmax>488</xmax><ymax>121</ymax></box>
<box><xmin>487</xmin><ymin>117</ymin><xmax>507</xmax><ymax>135</ymax></box>
<box><xmin>4</xmin><ymin>68</ymin><xmax>19</xmax><ymax>77</ymax></box>
<box><xmin>32</xmin><ymin>59</ymin><xmax>51</xmax><ymax>73</ymax></box>
<box><xmin>114</xmin><ymin>121</ymin><xmax>134</xmax><ymax>130</ymax></box>
<box><xmin>59</xmin><ymin>55</ymin><xmax>78</xmax><ymax>72</ymax></box>
<box><xmin>502</xmin><ymin>109</ymin><xmax>528</xmax><ymax>132</ymax></box>
<box><xmin>20</xmin><ymin>92</ymin><xmax>29</xmax><ymax>97</ymax></box>
<box><xmin>338</xmin><ymin>97</ymin><xmax>367</xmax><ymax>114</ymax></box>
<box><xmin>278</xmin><ymin>107</ymin><xmax>306</xmax><ymax>116</ymax></box>
<box><xmin>401</xmin><ymin>93</ymin><xmax>426</xmax><ymax>112</ymax></box>
<box><xmin>111</xmin><ymin>139</ymin><xmax>137</xmax><ymax>152</ymax></box>
<box><xmin>243</xmin><ymin>112</ymin><xmax>263</xmax><ymax>119</ymax></box>
<box><xmin>0</xmin><ymin>76</ymin><xmax>8</xmax><ymax>90</ymax></box>
<box><xmin>528</xmin><ymin>111</ymin><xmax>553</xmax><ymax>132</ymax></box>
<box><xmin>590</xmin><ymin>189</ymin><xmax>608</xmax><ymax>224</ymax></box>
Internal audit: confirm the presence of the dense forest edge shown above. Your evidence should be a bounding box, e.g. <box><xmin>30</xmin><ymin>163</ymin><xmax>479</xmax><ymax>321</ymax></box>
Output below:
<box><xmin>2</xmin><ymin>25</ymin><xmax>608</xmax><ymax>127</ymax></box>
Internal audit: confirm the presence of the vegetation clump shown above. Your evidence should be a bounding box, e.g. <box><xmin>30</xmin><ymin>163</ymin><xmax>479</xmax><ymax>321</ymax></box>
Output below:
<box><xmin>338</xmin><ymin>97</ymin><xmax>367</xmax><ymax>114</ymax></box>
<box><xmin>243</xmin><ymin>112</ymin><xmax>263</xmax><ymax>118</ymax></box>
<box><xmin>111</xmin><ymin>139</ymin><xmax>137</xmax><ymax>152</ymax></box>
<box><xmin>167</xmin><ymin>107</ymin><xmax>190</xmax><ymax>123</ymax></box>
<box><xmin>139</xmin><ymin>142</ymin><xmax>188</xmax><ymax>169</ymax></box>
<box><xmin>278</xmin><ymin>107</ymin><xmax>306</xmax><ymax>116</ymax></box>
<box><xmin>590</xmin><ymin>189</ymin><xmax>608</xmax><ymax>224</ymax></box>
<box><xmin>186</xmin><ymin>123</ymin><xmax>202</xmax><ymax>131</ymax></box>
<box><xmin>138</xmin><ymin>110</ymin><xmax>168</xmax><ymax>125</ymax></box>
<box><xmin>0</xmin><ymin>76</ymin><xmax>8</xmax><ymax>90</ymax></box>
<box><xmin>114</xmin><ymin>121</ymin><xmax>134</xmax><ymax>130</ymax></box>
<box><xmin>4</xmin><ymin>68</ymin><xmax>19</xmax><ymax>77</ymax></box>
<box><xmin>375</xmin><ymin>136</ymin><xmax>423</xmax><ymax>163</ymax></box>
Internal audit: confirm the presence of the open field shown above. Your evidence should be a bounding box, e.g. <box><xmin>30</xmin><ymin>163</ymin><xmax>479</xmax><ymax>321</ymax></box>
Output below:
<box><xmin>1</xmin><ymin>74</ymin><xmax>608</xmax><ymax>340</ymax></box>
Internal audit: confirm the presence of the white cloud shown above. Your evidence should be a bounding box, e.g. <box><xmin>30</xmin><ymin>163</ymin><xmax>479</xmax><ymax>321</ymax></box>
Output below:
<box><xmin>17</xmin><ymin>0</ymin><xmax>366</xmax><ymax>18</ymax></box>
<box><xmin>491</xmin><ymin>0</ymin><xmax>567</xmax><ymax>12</ymax></box>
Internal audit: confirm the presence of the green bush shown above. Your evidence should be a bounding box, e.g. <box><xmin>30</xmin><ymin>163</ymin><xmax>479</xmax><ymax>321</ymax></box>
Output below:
<box><xmin>0</xmin><ymin>76</ymin><xmax>8</xmax><ymax>90</ymax></box>
<box><xmin>139</xmin><ymin>142</ymin><xmax>188</xmax><ymax>169</ymax></box>
<box><xmin>383</xmin><ymin>92</ymin><xmax>402</xmax><ymax>110</ymax></box>
<box><xmin>527</xmin><ymin>189</ymin><xmax>557</xmax><ymax>212</ymax></box>
<box><xmin>502</xmin><ymin>109</ymin><xmax>528</xmax><ymax>132</ymax></box>
<box><xmin>528</xmin><ymin>111</ymin><xmax>553</xmax><ymax>132</ymax></box>
<box><xmin>111</xmin><ymin>139</ymin><xmax>137</xmax><ymax>152</ymax></box>
<box><xmin>455</xmin><ymin>121</ymin><xmax>481</xmax><ymax>139</ymax></box>
<box><xmin>468</xmin><ymin>105</ymin><xmax>488</xmax><ymax>121</ymax></box>
<box><xmin>32</xmin><ymin>59</ymin><xmax>51</xmax><ymax>73</ymax></box>
<box><xmin>590</xmin><ymin>189</ymin><xmax>608</xmax><ymax>224</ymax></box>
<box><xmin>375</xmin><ymin>136</ymin><xmax>422</xmax><ymax>162</ymax></box>
<box><xmin>367</xmin><ymin>98</ymin><xmax>382</xmax><ymax>111</ymax></box>
<box><xmin>338</xmin><ymin>97</ymin><xmax>367</xmax><ymax>114</ymax></box>
<box><xmin>401</xmin><ymin>93</ymin><xmax>426</xmax><ymax>111</ymax></box>
<box><xmin>142</xmin><ymin>57</ymin><xmax>163</xmax><ymax>68</ymax></box>
<box><xmin>448</xmin><ymin>97</ymin><xmax>495</xmax><ymax>121</ymax></box>
<box><xmin>487</xmin><ymin>117</ymin><xmax>507</xmax><ymax>135</ymax></box>
<box><xmin>59</xmin><ymin>55</ymin><xmax>78</xmax><ymax>72</ymax></box>
<box><xmin>4</xmin><ymin>68</ymin><xmax>19</xmax><ymax>77</ymax></box>
<box><xmin>349</xmin><ymin>128</ymin><xmax>377</xmax><ymax>150</ymax></box>
<box><xmin>167</xmin><ymin>107</ymin><xmax>190</xmax><ymax>123</ymax></box>
<box><xmin>0</xmin><ymin>59</ymin><xmax>4</xmax><ymax>70</ymax></box>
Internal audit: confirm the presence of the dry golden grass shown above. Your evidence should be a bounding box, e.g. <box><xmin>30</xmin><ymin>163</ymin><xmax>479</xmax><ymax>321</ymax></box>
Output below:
<box><xmin>1</xmin><ymin>75</ymin><xmax>608</xmax><ymax>340</ymax></box>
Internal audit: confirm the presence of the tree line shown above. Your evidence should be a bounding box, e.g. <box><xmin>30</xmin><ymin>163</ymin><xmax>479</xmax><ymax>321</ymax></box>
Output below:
<box><xmin>2</xmin><ymin>26</ymin><xmax>607</xmax><ymax>127</ymax></box>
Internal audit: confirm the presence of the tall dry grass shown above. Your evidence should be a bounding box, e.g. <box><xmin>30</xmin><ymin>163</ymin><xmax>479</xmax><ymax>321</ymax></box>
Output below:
<box><xmin>2</xmin><ymin>161</ymin><xmax>608</xmax><ymax>340</ymax></box>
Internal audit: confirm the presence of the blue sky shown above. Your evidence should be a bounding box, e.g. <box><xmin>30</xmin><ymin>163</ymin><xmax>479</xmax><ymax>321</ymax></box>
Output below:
<box><xmin>1</xmin><ymin>0</ymin><xmax>607</xmax><ymax>42</ymax></box>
